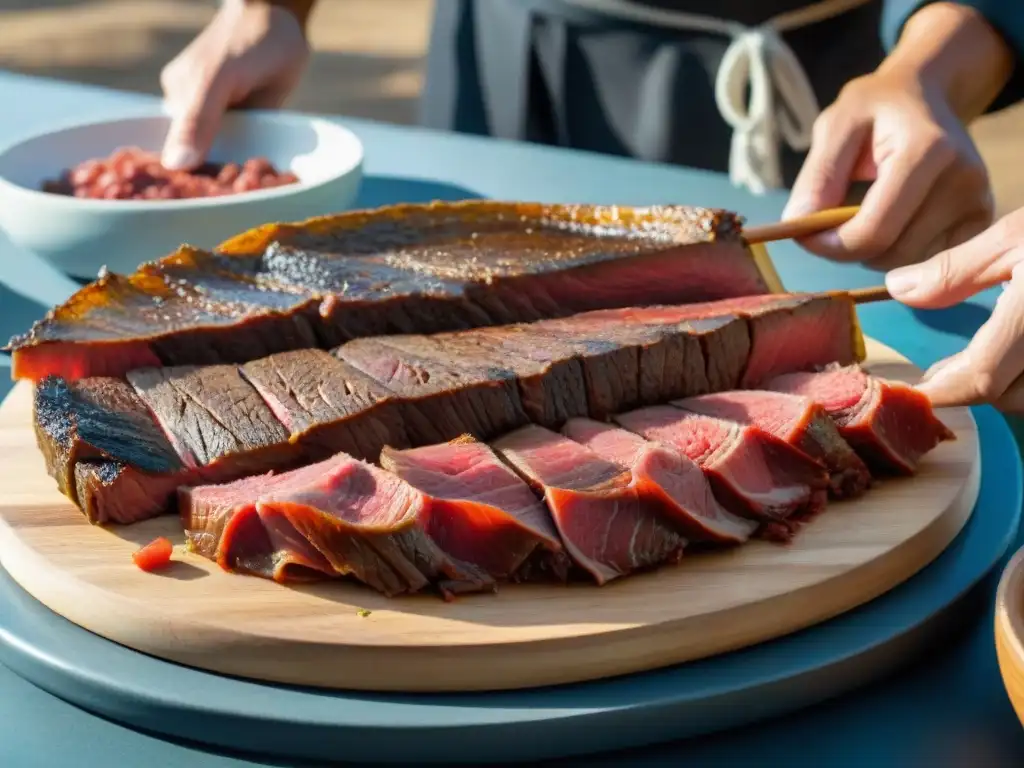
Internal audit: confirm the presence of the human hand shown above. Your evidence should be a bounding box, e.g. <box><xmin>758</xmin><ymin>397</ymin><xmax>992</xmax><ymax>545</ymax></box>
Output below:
<box><xmin>885</xmin><ymin>206</ymin><xmax>1024</xmax><ymax>412</ymax></box>
<box><xmin>782</xmin><ymin>3</ymin><xmax>1012</xmax><ymax>271</ymax></box>
<box><xmin>160</xmin><ymin>0</ymin><xmax>310</xmax><ymax>170</ymax></box>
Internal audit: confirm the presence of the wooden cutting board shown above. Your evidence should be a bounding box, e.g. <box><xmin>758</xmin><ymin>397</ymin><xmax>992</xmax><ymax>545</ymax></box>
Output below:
<box><xmin>0</xmin><ymin>338</ymin><xmax>980</xmax><ymax>693</ymax></box>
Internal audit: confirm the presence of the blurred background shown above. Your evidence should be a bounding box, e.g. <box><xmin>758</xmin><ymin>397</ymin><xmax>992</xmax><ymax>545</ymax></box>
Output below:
<box><xmin>0</xmin><ymin>0</ymin><xmax>1021</xmax><ymax>213</ymax></box>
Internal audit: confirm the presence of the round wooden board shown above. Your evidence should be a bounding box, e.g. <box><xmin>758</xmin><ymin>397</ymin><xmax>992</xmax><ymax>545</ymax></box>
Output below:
<box><xmin>0</xmin><ymin>338</ymin><xmax>981</xmax><ymax>693</ymax></box>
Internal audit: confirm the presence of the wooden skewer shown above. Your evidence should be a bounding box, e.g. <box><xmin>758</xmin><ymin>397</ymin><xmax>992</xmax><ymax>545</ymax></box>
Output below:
<box><xmin>845</xmin><ymin>285</ymin><xmax>892</xmax><ymax>305</ymax></box>
<box><xmin>737</xmin><ymin>205</ymin><xmax>889</xmax><ymax>305</ymax></box>
<box><xmin>744</xmin><ymin>206</ymin><xmax>860</xmax><ymax>244</ymax></box>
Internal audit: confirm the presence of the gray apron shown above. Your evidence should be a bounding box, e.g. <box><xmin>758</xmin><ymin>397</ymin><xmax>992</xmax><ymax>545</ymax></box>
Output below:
<box><xmin>418</xmin><ymin>0</ymin><xmax>885</xmax><ymax>192</ymax></box>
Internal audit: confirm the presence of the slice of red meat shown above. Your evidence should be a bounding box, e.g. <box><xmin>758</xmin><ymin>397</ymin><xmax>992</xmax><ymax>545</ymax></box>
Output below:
<box><xmin>672</xmin><ymin>390</ymin><xmax>871</xmax><ymax>499</ymax></box>
<box><xmin>567</xmin><ymin>293</ymin><xmax>861</xmax><ymax>387</ymax></box>
<box><xmin>379</xmin><ymin>436</ymin><xmax>569</xmax><ymax>581</ymax></box>
<box><xmin>491</xmin><ymin>425</ymin><xmax>686</xmax><ymax>585</ymax></box>
<box><xmin>180</xmin><ymin>452</ymin><xmax>495</xmax><ymax>598</ymax></box>
<box><xmin>561</xmin><ymin>418</ymin><xmax>757</xmax><ymax>544</ymax></box>
<box><xmin>613</xmin><ymin>405</ymin><xmax>829</xmax><ymax>524</ymax></box>
<box><xmin>763</xmin><ymin>364</ymin><xmax>956</xmax><ymax>474</ymax></box>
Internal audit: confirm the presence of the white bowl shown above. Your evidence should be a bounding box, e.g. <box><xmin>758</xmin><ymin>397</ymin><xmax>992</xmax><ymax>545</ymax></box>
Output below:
<box><xmin>0</xmin><ymin>112</ymin><xmax>364</xmax><ymax>279</ymax></box>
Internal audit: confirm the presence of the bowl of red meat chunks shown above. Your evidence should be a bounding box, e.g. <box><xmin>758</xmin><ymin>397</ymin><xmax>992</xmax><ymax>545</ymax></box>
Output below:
<box><xmin>0</xmin><ymin>111</ymin><xmax>363</xmax><ymax>278</ymax></box>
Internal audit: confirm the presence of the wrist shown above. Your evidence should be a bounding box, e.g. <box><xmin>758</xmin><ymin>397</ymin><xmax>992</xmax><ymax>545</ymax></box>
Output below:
<box><xmin>880</xmin><ymin>2</ymin><xmax>1013</xmax><ymax>121</ymax></box>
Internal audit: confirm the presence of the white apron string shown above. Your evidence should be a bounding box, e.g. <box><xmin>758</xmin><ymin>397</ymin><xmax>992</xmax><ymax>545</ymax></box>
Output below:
<box><xmin>556</xmin><ymin>0</ymin><xmax>874</xmax><ymax>195</ymax></box>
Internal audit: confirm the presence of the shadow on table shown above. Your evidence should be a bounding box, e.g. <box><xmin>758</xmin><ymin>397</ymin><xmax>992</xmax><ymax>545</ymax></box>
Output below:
<box><xmin>354</xmin><ymin>176</ymin><xmax>484</xmax><ymax>208</ymax></box>
<box><xmin>911</xmin><ymin>302</ymin><xmax>992</xmax><ymax>340</ymax></box>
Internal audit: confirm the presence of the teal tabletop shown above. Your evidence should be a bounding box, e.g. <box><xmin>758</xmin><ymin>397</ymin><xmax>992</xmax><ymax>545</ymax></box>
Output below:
<box><xmin>1</xmin><ymin>72</ymin><xmax>1023</xmax><ymax>767</ymax></box>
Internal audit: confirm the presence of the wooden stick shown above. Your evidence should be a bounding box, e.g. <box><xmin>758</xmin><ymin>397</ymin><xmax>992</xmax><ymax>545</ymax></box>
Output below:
<box><xmin>847</xmin><ymin>285</ymin><xmax>891</xmax><ymax>305</ymax></box>
<box><xmin>744</xmin><ymin>206</ymin><xmax>860</xmax><ymax>244</ymax></box>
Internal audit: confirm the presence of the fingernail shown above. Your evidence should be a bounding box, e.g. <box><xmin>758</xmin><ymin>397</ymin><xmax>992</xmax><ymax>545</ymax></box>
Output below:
<box><xmin>161</xmin><ymin>144</ymin><xmax>201</xmax><ymax>171</ymax></box>
<box><xmin>885</xmin><ymin>266</ymin><xmax>921</xmax><ymax>298</ymax></box>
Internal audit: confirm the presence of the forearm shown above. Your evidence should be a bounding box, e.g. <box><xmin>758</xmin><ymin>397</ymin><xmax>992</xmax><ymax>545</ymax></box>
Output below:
<box><xmin>880</xmin><ymin>2</ymin><xmax>1014</xmax><ymax>121</ymax></box>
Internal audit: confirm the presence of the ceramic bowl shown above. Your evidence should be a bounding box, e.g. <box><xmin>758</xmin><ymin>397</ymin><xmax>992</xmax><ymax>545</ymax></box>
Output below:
<box><xmin>0</xmin><ymin>112</ymin><xmax>364</xmax><ymax>279</ymax></box>
<box><xmin>995</xmin><ymin>544</ymin><xmax>1024</xmax><ymax>726</ymax></box>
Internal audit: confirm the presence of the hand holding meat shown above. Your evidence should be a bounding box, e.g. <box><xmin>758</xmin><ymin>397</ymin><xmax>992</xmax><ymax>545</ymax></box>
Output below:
<box><xmin>885</xmin><ymin>206</ymin><xmax>1024</xmax><ymax>413</ymax></box>
<box><xmin>159</xmin><ymin>0</ymin><xmax>310</xmax><ymax>171</ymax></box>
<box><xmin>783</xmin><ymin>3</ymin><xmax>1013</xmax><ymax>270</ymax></box>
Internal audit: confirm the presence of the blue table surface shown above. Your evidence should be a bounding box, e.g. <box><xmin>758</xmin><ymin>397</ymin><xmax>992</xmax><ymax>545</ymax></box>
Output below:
<box><xmin>0</xmin><ymin>71</ymin><xmax>1022</xmax><ymax>767</ymax></box>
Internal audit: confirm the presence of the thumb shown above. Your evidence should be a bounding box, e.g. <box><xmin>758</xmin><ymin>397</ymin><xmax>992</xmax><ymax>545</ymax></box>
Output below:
<box><xmin>161</xmin><ymin>78</ymin><xmax>232</xmax><ymax>171</ymax></box>
<box><xmin>885</xmin><ymin>211</ymin><xmax>1024</xmax><ymax>308</ymax></box>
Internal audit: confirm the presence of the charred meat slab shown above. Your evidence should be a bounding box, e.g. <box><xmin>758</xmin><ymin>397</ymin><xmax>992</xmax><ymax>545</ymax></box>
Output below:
<box><xmin>336</xmin><ymin>335</ymin><xmax>528</xmax><ymax>445</ymax></box>
<box><xmin>126</xmin><ymin>364</ymin><xmax>295</xmax><ymax>473</ymax></box>
<box><xmin>7</xmin><ymin>202</ymin><xmax>768</xmax><ymax>382</ymax></box>
<box><xmin>241</xmin><ymin>349</ymin><xmax>410</xmax><ymax>462</ymax></box>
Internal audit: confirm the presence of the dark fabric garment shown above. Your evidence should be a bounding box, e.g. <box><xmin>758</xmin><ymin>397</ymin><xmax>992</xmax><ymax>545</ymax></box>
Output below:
<box><xmin>418</xmin><ymin>0</ymin><xmax>886</xmax><ymax>186</ymax></box>
<box><xmin>883</xmin><ymin>0</ymin><xmax>1024</xmax><ymax>112</ymax></box>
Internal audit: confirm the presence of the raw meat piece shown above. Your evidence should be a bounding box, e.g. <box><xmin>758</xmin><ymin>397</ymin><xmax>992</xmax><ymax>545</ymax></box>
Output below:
<box><xmin>181</xmin><ymin>452</ymin><xmax>495</xmax><ymax>598</ymax></box>
<box><xmin>380</xmin><ymin>436</ymin><xmax>569</xmax><ymax>580</ymax></box>
<box><xmin>673</xmin><ymin>390</ymin><xmax>871</xmax><ymax>498</ymax></box>
<box><xmin>613</xmin><ymin>405</ymin><xmax>829</xmax><ymax>522</ymax></box>
<box><xmin>763</xmin><ymin>365</ymin><xmax>956</xmax><ymax>474</ymax></box>
<box><xmin>492</xmin><ymin>425</ymin><xmax>687</xmax><ymax>584</ymax></box>
<box><xmin>8</xmin><ymin>202</ymin><xmax>766</xmax><ymax>382</ymax></box>
<box><xmin>562</xmin><ymin>418</ymin><xmax>757</xmax><ymax>544</ymax></box>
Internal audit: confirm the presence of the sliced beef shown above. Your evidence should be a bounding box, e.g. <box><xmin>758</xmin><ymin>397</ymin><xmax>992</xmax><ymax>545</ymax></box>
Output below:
<box><xmin>126</xmin><ymin>364</ymin><xmax>296</xmax><ymax>473</ymax></box>
<box><xmin>537</xmin><ymin>318</ymin><xmax>710</xmax><ymax>406</ymax></box>
<box><xmin>566</xmin><ymin>292</ymin><xmax>862</xmax><ymax>387</ymax></box>
<box><xmin>32</xmin><ymin>375</ymin><xmax>183</xmax><ymax>506</ymax></box>
<box><xmin>75</xmin><ymin>460</ymin><xmax>187</xmax><ymax>525</ymax></box>
<box><xmin>335</xmin><ymin>335</ymin><xmax>527</xmax><ymax>444</ymax></box>
<box><xmin>180</xmin><ymin>452</ymin><xmax>495</xmax><ymax>598</ymax></box>
<box><xmin>241</xmin><ymin>349</ymin><xmax>409</xmax><ymax>462</ymax></box>
<box><xmin>427</xmin><ymin>329</ymin><xmax>589</xmax><ymax>428</ymax></box>
<box><xmin>471</xmin><ymin>325</ymin><xmax>640</xmax><ymax>419</ymax></box>
<box><xmin>763</xmin><ymin>365</ymin><xmax>956</xmax><ymax>474</ymax></box>
<box><xmin>8</xmin><ymin>202</ymin><xmax>764</xmax><ymax>382</ymax></box>
<box><xmin>561</xmin><ymin>418</ymin><xmax>757</xmax><ymax>544</ymax></box>
<box><xmin>673</xmin><ymin>391</ymin><xmax>871</xmax><ymax>499</ymax></box>
<box><xmin>380</xmin><ymin>436</ymin><xmax>569</xmax><ymax>580</ymax></box>
<box><xmin>492</xmin><ymin>425</ymin><xmax>686</xmax><ymax>584</ymax></box>
<box><xmin>613</xmin><ymin>405</ymin><xmax>829</xmax><ymax>524</ymax></box>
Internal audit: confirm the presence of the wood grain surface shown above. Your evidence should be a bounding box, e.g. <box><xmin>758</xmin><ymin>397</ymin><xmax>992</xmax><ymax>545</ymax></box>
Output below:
<box><xmin>996</xmin><ymin>545</ymin><xmax>1024</xmax><ymax>727</ymax></box>
<box><xmin>0</xmin><ymin>338</ymin><xmax>980</xmax><ymax>693</ymax></box>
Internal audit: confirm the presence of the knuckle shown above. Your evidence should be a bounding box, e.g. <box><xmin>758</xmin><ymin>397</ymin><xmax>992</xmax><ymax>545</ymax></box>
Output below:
<box><xmin>812</xmin><ymin>107</ymin><xmax>838</xmax><ymax>138</ymax></box>
<box><xmin>989</xmin><ymin>214</ymin><xmax>1020</xmax><ymax>252</ymax></box>
<box><xmin>926</xmin><ymin>252</ymin><xmax>959</xmax><ymax>295</ymax></box>
<box><xmin>969</xmin><ymin>370</ymin><xmax>999</xmax><ymax>402</ymax></box>
<box><xmin>837</xmin><ymin>76</ymin><xmax>869</xmax><ymax>104</ymax></box>
<box><xmin>918</xmin><ymin>130</ymin><xmax>956</xmax><ymax>166</ymax></box>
